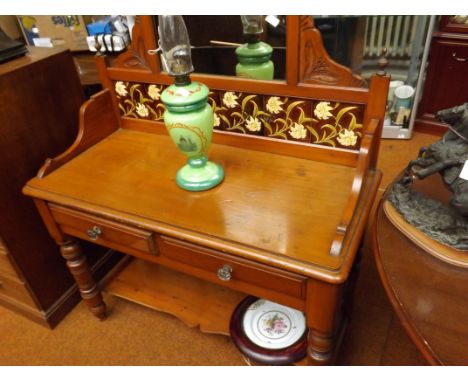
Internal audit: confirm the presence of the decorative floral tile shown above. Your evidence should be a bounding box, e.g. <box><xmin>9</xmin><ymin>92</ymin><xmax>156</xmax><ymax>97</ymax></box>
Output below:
<box><xmin>310</xmin><ymin>101</ymin><xmax>364</xmax><ymax>149</ymax></box>
<box><xmin>215</xmin><ymin>91</ymin><xmax>265</xmax><ymax>135</ymax></box>
<box><xmin>114</xmin><ymin>81</ymin><xmax>166</xmax><ymax>121</ymax></box>
<box><xmin>260</xmin><ymin>96</ymin><xmax>313</xmax><ymax>143</ymax></box>
<box><xmin>114</xmin><ymin>81</ymin><xmax>365</xmax><ymax>150</ymax></box>
<box><xmin>207</xmin><ymin>90</ymin><xmax>222</xmax><ymax>130</ymax></box>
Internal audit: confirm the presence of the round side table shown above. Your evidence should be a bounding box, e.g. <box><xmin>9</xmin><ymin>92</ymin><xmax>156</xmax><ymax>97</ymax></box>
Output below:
<box><xmin>373</xmin><ymin>197</ymin><xmax>468</xmax><ymax>365</ymax></box>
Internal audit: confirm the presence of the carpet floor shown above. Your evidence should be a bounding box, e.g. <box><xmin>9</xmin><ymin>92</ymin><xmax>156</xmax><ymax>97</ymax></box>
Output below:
<box><xmin>0</xmin><ymin>246</ymin><xmax>426</xmax><ymax>366</ymax></box>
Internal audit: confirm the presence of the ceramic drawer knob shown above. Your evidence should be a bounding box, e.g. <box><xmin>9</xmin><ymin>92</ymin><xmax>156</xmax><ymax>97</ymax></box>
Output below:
<box><xmin>86</xmin><ymin>226</ymin><xmax>102</xmax><ymax>241</ymax></box>
<box><xmin>217</xmin><ymin>264</ymin><xmax>233</xmax><ymax>281</ymax></box>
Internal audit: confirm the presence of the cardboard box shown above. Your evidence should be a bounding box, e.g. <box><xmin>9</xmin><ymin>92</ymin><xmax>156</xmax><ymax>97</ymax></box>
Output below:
<box><xmin>17</xmin><ymin>15</ymin><xmax>89</xmax><ymax>51</ymax></box>
<box><xmin>0</xmin><ymin>16</ymin><xmax>22</xmax><ymax>40</ymax></box>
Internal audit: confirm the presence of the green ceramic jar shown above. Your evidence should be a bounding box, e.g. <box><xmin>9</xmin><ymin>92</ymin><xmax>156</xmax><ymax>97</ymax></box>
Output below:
<box><xmin>235</xmin><ymin>41</ymin><xmax>274</xmax><ymax>80</ymax></box>
<box><xmin>161</xmin><ymin>81</ymin><xmax>224</xmax><ymax>191</ymax></box>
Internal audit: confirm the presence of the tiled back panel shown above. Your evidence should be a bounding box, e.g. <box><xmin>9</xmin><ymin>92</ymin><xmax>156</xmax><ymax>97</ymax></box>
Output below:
<box><xmin>114</xmin><ymin>81</ymin><xmax>366</xmax><ymax>150</ymax></box>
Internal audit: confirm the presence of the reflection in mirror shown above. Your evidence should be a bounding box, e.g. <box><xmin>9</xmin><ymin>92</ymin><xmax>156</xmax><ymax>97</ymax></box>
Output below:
<box><xmin>236</xmin><ymin>16</ymin><xmax>274</xmax><ymax>80</ymax></box>
<box><xmin>153</xmin><ymin>15</ymin><xmax>286</xmax><ymax>80</ymax></box>
<box><xmin>148</xmin><ymin>15</ymin><xmax>434</xmax><ymax>92</ymax></box>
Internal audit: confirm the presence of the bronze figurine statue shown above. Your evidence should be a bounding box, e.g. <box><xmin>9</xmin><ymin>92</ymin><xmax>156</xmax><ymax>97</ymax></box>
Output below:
<box><xmin>388</xmin><ymin>103</ymin><xmax>468</xmax><ymax>250</ymax></box>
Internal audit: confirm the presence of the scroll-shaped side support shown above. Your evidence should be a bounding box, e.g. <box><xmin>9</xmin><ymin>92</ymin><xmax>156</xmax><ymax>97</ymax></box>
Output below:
<box><xmin>299</xmin><ymin>16</ymin><xmax>365</xmax><ymax>87</ymax></box>
<box><xmin>328</xmin><ymin>63</ymin><xmax>388</xmax><ymax>259</ymax></box>
<box><xmin>329</xmin><ymin>118</ymin><xmax>379</xmax><ymax>257</ymax></box>
<box><xmin>38</xmin><ymin>89</ymin><xmax>119</xmax><ymax>178</ymax></box>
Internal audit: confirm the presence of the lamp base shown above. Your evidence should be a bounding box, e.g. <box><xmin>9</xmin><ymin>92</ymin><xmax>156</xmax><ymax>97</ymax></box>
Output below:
<box><xmin>176</xmin><ymin>157</ymin><xmax>224</xmax><ymax>191</ymax></box>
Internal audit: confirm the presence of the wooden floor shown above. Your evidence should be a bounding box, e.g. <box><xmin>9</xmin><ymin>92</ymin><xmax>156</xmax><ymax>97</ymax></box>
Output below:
<box><xmin>0</xmin><ymin>132</ymin><xmax>439</xmax><ymax>366</ymax></box>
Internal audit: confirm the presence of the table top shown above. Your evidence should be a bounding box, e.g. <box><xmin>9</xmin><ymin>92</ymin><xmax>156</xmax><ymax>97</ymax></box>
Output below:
<box><xmin>373</xmin><ymin>185</ymin><xmax>468</xmax><ymax>365</ymax></box>
<box><xmin>0</xmin><ymin>46</ymin><xmax>68</xmax><ymax>75</ymax></box>
<box><xmin>25</xmin><ymin>128</ymin><xmax>359</xmax><ymax>279</ymax></box>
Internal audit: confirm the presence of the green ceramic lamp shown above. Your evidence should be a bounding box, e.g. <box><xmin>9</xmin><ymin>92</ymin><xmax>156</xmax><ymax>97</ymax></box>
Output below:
<box><xmin>235</xmin><ymin>16</ymin><xmax>274</xmax><ymax>80</ymax></box>
<box><xmin>158</xmin><ymin>15</ymin><xmax>224</xmax><ymax>191</ymax></box>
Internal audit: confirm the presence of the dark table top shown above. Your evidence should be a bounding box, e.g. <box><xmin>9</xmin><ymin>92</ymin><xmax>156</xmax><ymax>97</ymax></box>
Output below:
<box><xmin>373</xmin><ymin>177</ymin><xmax>468</xmax><ymax>365</ymax></box>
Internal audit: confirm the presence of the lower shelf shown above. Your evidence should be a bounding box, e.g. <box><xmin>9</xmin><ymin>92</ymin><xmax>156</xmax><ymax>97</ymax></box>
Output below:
<box><xmin>103</xmin><ymin>257</ymin><xmax>309</xmax><ymax>365</ymax></box>
<box><xmin>104</xmin><ymin>257</ymin><xmax>247</xmax><ymax>335</ymax></box>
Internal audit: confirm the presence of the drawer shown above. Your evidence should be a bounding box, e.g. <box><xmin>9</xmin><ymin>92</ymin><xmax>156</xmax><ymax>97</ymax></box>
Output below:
<box><xmin>0</xmin><ymin>273</ymin><xmax>37</xmax><ymax>308</ymax></box>
<box><xmin>0</xmin><ymin>251</ymin><xmax>20</xmax><ymax>279</ymax></box>
<box><xmin>49</xmin><ymin>204</ymin><xmax>158</xmax><ymax>257</ymax></box>
<box><xmin>158</xmin><ymin>235</ymin><xmax>306</xmax><ymax>300</ymax></box>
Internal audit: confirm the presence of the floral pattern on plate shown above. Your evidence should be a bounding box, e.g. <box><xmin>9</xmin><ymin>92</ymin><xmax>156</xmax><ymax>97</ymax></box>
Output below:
<box><xmin>258</xmin><ymin>311</ymin><xmax>292</xmax><ymax>339</ymax></box>
<box><xmin>242</xmin><ymin>299</ymin><xmax>306</xmax><ymax>350</ymax></box>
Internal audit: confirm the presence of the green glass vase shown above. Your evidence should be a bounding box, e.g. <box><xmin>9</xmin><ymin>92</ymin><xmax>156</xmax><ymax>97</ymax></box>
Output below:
<box><xmin>235</xmin><ymin>41</ymin><xmax>274</xmax><ymax>80</ymax></box>
<box><xmin>161</xmin><ymin>81</ymin><xmax>224</xmax><ymax>191</ymax></box>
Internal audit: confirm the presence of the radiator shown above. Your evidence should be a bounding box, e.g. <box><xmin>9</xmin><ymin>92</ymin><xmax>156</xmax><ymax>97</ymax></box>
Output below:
<box><xmin>364</xmin><ymin>16</ymin><xmax>430</xmax><ymax>59</ymax></box>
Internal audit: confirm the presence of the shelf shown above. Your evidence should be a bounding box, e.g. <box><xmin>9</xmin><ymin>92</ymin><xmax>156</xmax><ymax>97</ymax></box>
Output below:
<box><xmin>104</xmin><ymin>257</ymin><xmax>310</xmax><ymax>365</ymax></box>
<box><xmin>104</xmin><ymin>257</ymin><xmax>247</xmax><ymax>335</ymax></box>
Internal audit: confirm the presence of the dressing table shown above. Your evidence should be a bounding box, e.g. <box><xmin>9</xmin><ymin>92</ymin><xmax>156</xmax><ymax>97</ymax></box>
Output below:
<box><xmin>23</xmin><ymin>16</ymin><xmax>389</xmax><ymax>365</ymax></box>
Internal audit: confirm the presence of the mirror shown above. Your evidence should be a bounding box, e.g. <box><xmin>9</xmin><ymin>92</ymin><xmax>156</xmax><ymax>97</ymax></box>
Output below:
<box><xmin>152</xmin><ymin>15</ymin><xmax>287</xmax><ymax>80</ymax></box>
<box><xmin>114</xmin><ymin>16</ymin><xmax>371</xmax><ymax>89</ymax></box>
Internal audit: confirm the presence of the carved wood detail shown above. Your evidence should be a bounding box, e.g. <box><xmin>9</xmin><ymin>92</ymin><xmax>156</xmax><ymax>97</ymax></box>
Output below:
<box><xmin>114</xmin><ymin>16</ymin><xmax>159</xmax><ymax>72</ymax></box>
<box><xmin>299</xmin><ymin>16</ymin><xmax>365</xmax><ymax>88</ymax></box>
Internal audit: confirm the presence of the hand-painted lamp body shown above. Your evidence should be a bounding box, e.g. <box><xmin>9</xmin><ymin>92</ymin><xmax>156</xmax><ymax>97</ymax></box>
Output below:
<box><xmin>161</xmin><ymin>82</ymin><xmax>224</xmax><ymax>191</ymax></box>
<box><xmin>158</xmin><ymin>15</ymin><xmax>224</xmax><ymax>191</ymax></box>
<box><xmin>235</xmin><ymin>15</ymin><xmax>274</xmax><ymax>80</ymax></box>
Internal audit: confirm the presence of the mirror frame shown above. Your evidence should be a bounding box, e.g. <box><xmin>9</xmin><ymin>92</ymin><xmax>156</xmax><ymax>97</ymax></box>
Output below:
<box><xmin>97</xmin><ymin>16</ymin><xmax>366</xmax><ymax>94</ymax></box>
<box><xmin>92</xmin><ymin>14</ymin><xmax>389</xmax><ymax>176</ymax></box>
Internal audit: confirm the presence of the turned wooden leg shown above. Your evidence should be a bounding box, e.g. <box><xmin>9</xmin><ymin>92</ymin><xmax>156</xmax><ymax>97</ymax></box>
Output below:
<box><xmin>59</xmin><ymin>237</ymin><xmax>107</xmax><ymax>320</ymax></box>
<box><xmin>306</xmin><ymin>280</ymin><xmax>342</xmax><ymax>365</ymax></box>
<box><xmin>307</xmin><ymin>330</ymin><xmax>335</xmax><ymax>365</ymax></box>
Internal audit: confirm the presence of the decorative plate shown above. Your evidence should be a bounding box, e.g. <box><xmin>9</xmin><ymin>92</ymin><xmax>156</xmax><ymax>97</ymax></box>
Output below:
<box><xmin>242</xmin><ymin>299</ymin><xmax>306</xmax><ymax>350</ymax></box>
<box><xmin>230</xmin><ymin>296</ymin><xmax>308</xmax><ymax>365</ymax></box>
